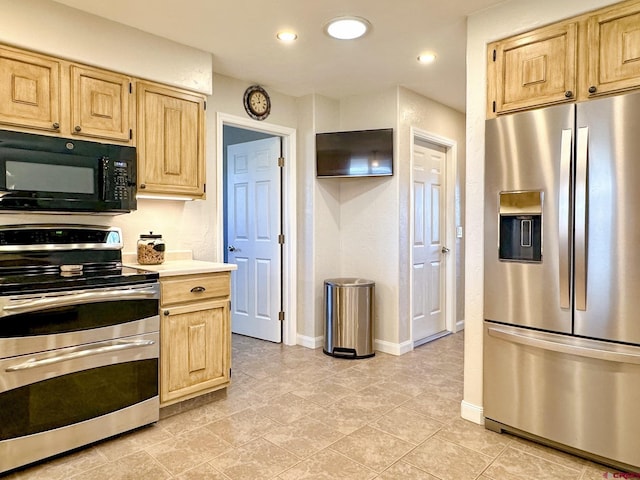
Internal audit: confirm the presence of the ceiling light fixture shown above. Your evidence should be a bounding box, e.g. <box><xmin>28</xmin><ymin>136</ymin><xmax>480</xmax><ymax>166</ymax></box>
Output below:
<box><xmin>277</xmin><ymin>31</ymin><xmax>298</xmax><ymax>42</ymax></box>
<box><xmin>417</xmin><ymin>52</ymin><xmax>437</xmax><ymax>64</ymax></box>
<box><xmin>325</xmin><ymin>16</ymin><xmax>370</xmax><ymax>40</ymax></box>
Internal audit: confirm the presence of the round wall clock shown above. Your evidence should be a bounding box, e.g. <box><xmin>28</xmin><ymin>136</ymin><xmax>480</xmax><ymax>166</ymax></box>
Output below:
<box><xmin>243</xmin><ymin>85</ymin><xmax>271</xmax><ymax>121</ymax></box>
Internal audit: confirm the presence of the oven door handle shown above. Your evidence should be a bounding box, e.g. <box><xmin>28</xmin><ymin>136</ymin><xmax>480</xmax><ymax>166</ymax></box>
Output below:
<box><xmin>2</xmin><ymin>285</ymin><xmax>158</xmax><ymax>316</ymax></box>
<box><xmin>5</xmin><ymin>339</ymin><xmax>156</xmax><ymax>372</ymax></box>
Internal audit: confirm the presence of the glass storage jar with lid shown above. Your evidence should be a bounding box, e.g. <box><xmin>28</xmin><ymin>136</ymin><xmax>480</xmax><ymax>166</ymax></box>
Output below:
<box><xmin>137</xmin><ymin>232</ymin><xmax>165</xmax><ymax>265</ymax></box>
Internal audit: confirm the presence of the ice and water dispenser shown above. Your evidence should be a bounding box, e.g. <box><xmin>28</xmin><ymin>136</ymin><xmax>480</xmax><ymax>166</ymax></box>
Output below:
<box><xmin>498</xmin><ymin>191</ymin><xmax>543</xmax><ymax>262</ymax></box>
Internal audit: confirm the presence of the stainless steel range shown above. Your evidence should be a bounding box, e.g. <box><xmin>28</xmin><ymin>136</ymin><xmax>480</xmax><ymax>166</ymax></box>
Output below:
<box><xmin>0</xmin><ymin>224</ymin><xmax>160</xmax><ymax>474</ymax></box>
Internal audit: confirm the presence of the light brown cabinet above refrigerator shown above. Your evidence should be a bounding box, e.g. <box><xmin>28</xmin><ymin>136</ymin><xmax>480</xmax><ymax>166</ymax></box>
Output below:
<box><xmin>487</xmin><ymin>0</ymin><xmax>640</xmax><ymax>117</ymax></box>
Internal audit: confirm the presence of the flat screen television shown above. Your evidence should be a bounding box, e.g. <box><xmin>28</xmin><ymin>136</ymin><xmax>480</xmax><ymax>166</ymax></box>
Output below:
<box><xmin>316</xmin><ymin>128</ymin><xmax>393</xmax><ymax>178</ymax></box>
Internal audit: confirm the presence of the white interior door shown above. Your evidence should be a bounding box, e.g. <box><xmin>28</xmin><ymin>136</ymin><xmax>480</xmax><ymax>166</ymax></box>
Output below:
<box><xmin>226</xmin><ymin>137</ymin><xmax>281</xmax><ymax>342</ymax></box>
<box><xmin>412</xmin><ymin>142</ymin><xmax>447</xmax><ymax>345</ymax></box>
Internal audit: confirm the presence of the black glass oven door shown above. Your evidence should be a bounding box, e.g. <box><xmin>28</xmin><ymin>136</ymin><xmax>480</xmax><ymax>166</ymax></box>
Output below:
<box><xmin>0</xmin><ymin>332</ymin><xmax>159</xmax><ymax>442</ymax></box>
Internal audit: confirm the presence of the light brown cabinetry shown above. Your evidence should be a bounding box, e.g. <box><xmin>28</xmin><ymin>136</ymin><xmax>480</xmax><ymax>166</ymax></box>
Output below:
<box><xmin>137</xmin><ymin>81</ymin><xmax>206</xmax><ymax>198</ymax></box>
<box><xmin>70</xmin><ymin>65</ymin><xmax>132</xmax><ymax>142</ymax></box>
<box><xmin>488</xmin><ymin>0</ymin><xmax>640</xmax><ymax>116</ymax></box>
<box><xmin>0</xmin><ymin>46</ymin><xmax>61</xmax><ymax>132</ymax></box>
<box><xmin>159</xmin><ymin>272</ymin><xmax>231</xmax><ymax>406</ymax></box>
<box><xmin>0</xmin><ymin>43</ymin><xmax>208</xmax><ymax>201</ymax></box>
<box><xmin>489</xmin><ymin>22</ymin><xmax>577</xmax><ymax>115</ymax></box>
<box><xmin>586</xmin><ymin>0</ymin><xmax>640</xmax><ymax>97</ymax></box>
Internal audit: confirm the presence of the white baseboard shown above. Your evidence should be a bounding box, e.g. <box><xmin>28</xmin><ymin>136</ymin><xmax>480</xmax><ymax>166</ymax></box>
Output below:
<box><xmin>297</xmin><ymin>334</ymin><xmax>323</xmax><ymax>349</ymax></box>
<box><xmin>374</xmin><ymin>338</ymin><xmax>413</xmax><ymax>356</ymax></box>
<box><xmin>460</xmin><ymin>400</ymin><xmax>484</xmax><ymax>425</ymax></box>
<box><xmin>456</xmin><ymin>319</ymin><xmax>465</xmax><ymax>332</ymax></box>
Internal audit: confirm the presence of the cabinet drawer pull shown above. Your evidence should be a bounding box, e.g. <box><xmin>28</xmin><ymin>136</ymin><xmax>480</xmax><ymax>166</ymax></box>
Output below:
<box><xmin>190</xmin><ymin>286</ymin><xmax>206</xmax><ymax>293</ymax></box>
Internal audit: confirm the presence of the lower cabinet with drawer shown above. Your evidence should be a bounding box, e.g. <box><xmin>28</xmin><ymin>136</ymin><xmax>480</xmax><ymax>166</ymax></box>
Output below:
<box><xmin>159</xmin><ymin>272</ymin><xmax>231</xmax><ymax>406</ymax></box>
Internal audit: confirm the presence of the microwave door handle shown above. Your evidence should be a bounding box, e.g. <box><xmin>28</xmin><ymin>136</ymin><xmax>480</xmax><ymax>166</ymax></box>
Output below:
<box><xmin>100</xmin><ymin>156</ymin><xmax>108</xmax><ymax>200</ymax></box>
<box><xmin>1</xmin><ymin>285</ymin><xmax>158</xmax><ymax>316</ymax></box>
<box><xmin>575</xmin><ymin>126</ymin><xmax>589</xmax><ymax>311</ymax></box>
<box><xmin>559</xmin><ymin>129</ymin><xmax>572</xmax><ymax>309</ymax></box>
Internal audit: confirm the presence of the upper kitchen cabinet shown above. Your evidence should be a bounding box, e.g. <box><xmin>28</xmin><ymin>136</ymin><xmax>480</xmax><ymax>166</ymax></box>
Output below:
<box><xmin>136</xmin><ymin>81</ymin><xmax>205</xmax><ymax>199</ymax></box>
<box><xmin>488</xmin><ymin>0</ymin><xmax>640</xmax><ymax>117</ymax></box>
<box><xmin>70</xmin><ymin>65</ymin><xmax>133</xmax><ymax>143</ymax></box>
<box><xmin>585</xmin><ymin>0</ymin><xmax>640</xmax><ymax>98</ymax></box>
<box><xmin>0</xmin><ymin>46</ymin><xmax>61</xmax><ymax>132</ymax></box>
<box><xmin>488</xmin><ymin>21</ymin><xmax>577</xmax><ymax>116</ymax></box>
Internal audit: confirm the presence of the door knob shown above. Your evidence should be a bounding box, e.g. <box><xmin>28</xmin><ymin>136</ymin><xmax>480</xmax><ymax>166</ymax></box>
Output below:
<box><xmin>441</xmin><ymin>246</ymin><xmax>450</xmax><ymax>254</ymax></box>
<box><xmin>227</xmin><ymin>245</ymin><xmax>237</xmax><ymax>252</ymax></box>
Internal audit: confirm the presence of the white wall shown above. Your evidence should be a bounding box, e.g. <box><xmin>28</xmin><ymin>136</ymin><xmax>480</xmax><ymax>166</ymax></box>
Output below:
<box><xmin>463</xmin><ymin>0</ymin><xmax>619</xmax><ymax>423</ymax></box>
<box><xmin>338</xmin><ymin>89</ymin><xmax>399</xmax><ymax>344</ymax></box>
<box><xmin>302</xmin><ymin>88</ymin><xmax>465</xmax><ymax>351</ymax></box>
<box><xmin>309</xmin><ymin>96</ymin><xmax>341</xmax><ymax>340</ymax></box>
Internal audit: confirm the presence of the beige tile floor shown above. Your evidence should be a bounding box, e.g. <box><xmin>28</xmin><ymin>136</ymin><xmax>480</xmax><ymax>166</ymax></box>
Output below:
<box><xmin>5</xmin><ymin>332</ymin><xmax>621</xmax><ymax>479</ymax></box>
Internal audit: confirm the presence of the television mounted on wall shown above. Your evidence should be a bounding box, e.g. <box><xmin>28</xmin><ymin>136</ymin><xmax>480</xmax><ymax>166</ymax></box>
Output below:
<box><xmin>316</xmin><ymin>128</ymin><xmax>393</xmax><ymax>178</ymax></box>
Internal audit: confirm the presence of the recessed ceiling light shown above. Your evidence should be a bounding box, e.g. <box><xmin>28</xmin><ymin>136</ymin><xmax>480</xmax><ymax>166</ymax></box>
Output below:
<box><xmin>277</xmin><ymin>31</ymin><xmax>298</xmax><ymax>42</ymax></box>
<box><xmin>417</xmin><ymin>52</ymin><xmax>437</xmax><ymax>64</ymax></box>
<box><xmin>325</xmin><ymin>16</ymin><xmax>370</xmax><ymax>40</ymax></box>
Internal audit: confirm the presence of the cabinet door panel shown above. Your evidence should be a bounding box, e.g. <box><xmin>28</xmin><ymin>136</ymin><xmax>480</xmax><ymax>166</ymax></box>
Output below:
<box><xmin>493</xmin><ymin>22</ymin><xmax>577</xmax><ymax>114</ymax></box>
<box><xmin>71</xmin><ymin>65</ymin><xmax>131</xmax><ymax>142</ymax></box>
<box><xmin>588</xmin><ymin>2</ymin><xmax>640</xmax><ymax>96</ymax></box>
<box><xmin>160</xmin><ymin>300</ymin><xmax>230</xmax><ymax>404</ymax></box>
<box><xmin>137</xmin><ymin>82</ymin><xmax>205</xmax><ymax>198</ymax></box>
<box><xmin>0</xmin><ymin>48</ymin><xmax>60</xmax><ymax>131</ymax></box>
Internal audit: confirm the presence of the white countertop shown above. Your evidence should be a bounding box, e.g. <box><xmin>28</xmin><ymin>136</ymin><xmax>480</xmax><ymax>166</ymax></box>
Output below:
<box><xmin>122</xmin><ymin>251</ymin><xmax>237</xmax><ymax>277</ymax></box>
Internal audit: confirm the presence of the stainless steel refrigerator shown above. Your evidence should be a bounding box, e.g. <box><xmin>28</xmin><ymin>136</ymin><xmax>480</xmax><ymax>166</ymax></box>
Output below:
<box><xmin>484</xmin><ymin>91</ymin><xmax>640</xmax><ymax>471</ymax></box>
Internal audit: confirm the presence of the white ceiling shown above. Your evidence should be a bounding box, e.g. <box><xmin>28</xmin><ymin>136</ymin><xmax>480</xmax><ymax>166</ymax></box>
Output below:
<box><xmin>51</xmin><ymin>0</ymin><xmax>506</xmax><ymax>112</ymax></box>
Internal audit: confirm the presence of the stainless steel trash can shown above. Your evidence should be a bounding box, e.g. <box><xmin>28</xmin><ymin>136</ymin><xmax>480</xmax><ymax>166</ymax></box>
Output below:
<box><xmin>323</xmin><ymin>278</ymin><xmax>375</xmax><ymax>359</ymax></box>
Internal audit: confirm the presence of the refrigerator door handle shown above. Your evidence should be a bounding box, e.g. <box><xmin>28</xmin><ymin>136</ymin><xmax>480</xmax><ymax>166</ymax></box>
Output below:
<box><xmin>575</xmin><ymin>126</ymin><xmax>589</xmax><ymax>311</ymax></box>
<box><xmin>487</xmin><ymin>327</ymin><xmax>640</xmax><ymax>364</ymax></box>
<box><xmin>559</xmin><ymin>129</ymin><xmax>572</xmax><ymax>309</ymax></box>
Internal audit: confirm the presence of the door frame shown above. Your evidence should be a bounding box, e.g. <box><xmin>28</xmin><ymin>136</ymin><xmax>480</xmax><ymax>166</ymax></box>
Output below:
<box><xmin>409</xmin><ymin>127</ymin><xmax>459</xmax><ymax>345</ymax></box>
<box><xmin>216</xmin><ymin>112</ymin><xmax>297</xmax><ymax>346</ymax></box>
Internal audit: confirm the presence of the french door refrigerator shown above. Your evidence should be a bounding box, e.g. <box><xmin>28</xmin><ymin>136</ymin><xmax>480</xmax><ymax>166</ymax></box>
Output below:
<box><xmin>484</xmin><ymin>91</ymin><xmax>640</xmax><ymax>471</ymax></box>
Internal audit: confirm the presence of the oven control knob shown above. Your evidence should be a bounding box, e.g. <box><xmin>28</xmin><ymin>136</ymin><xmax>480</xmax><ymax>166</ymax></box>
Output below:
<box><xmin>163</xmin><ymin>310</ymin><xmax>170</xmax><ymax>316</ymax></box>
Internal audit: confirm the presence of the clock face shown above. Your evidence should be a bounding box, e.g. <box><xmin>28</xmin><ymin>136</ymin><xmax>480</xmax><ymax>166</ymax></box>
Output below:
<box><xmin>244</xmin><ymin>86</ymin><xmax>271</xmax><ymax>120</ymax></box>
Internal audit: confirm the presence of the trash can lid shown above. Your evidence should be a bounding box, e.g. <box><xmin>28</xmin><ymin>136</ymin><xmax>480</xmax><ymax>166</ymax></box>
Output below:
<box><xmin>325</xmin><ymin>278</ymin><xmax>375</xmax><ymax>287</ymax></box>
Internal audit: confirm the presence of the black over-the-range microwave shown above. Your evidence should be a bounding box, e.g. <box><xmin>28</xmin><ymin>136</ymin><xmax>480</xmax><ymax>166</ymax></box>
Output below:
<box><xmin>0</xmin><ymin>130</ymin><xmax>137</xmax><ymax>214</ymax></box>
